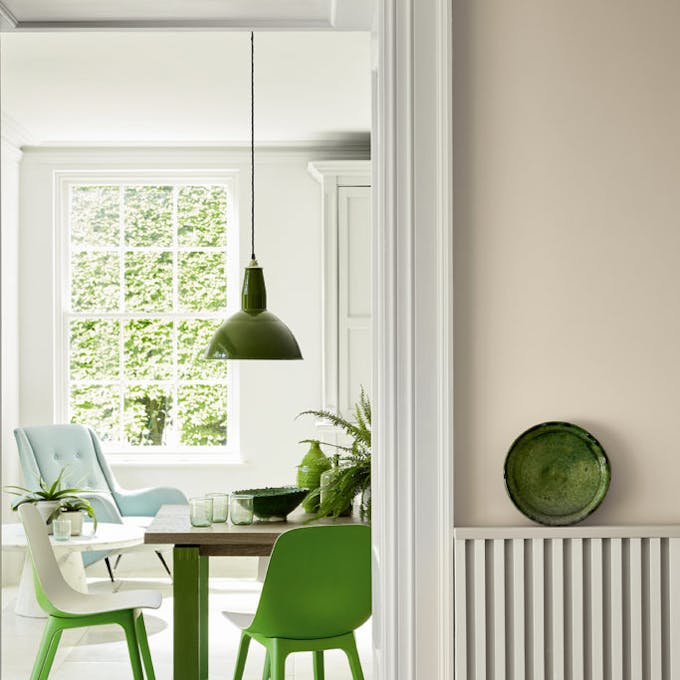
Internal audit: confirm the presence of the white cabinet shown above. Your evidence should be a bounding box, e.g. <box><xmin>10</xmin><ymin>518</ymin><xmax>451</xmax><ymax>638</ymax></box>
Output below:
<box><xmin>308</xmin><ymin>161</ymin><xmax>371</xmax><ymax>418</ymax></box>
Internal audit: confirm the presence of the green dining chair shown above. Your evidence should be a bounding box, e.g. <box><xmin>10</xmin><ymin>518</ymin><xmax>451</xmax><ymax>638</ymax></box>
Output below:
<box><xmin>19</xmin><ymin>503</ymin><xmax>161</xmax><ymax>680</ymax></box>
<box><xmin>223</xmin><ymin>524</ymin><xmax>371</xmax><ymax>680</ymax></box>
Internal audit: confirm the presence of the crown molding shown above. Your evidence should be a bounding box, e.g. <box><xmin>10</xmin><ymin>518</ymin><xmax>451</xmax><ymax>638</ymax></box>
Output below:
<box><xmin>307</xmin><ymin>159</ymin><xmax>371</xmax><ymax>184</ymax></box>
<box><xmin>29</xmin><ymin>134</ymin><xmax>369</xmax><ymax>150</ymax></box>
<box><xmin>330</xmin><ymin>0</ymin><xmax>375</xmax><ymax>30</ymax></box>
<box><xmin>0</xmin><ymin>0</ymin><xmax>374</xmax><ymax>32</ymax></box>
<box><xmin>1</xmin><ymin>111</ymin><xmax>35</xmax><ymax>149</ymax></box>
<box><xmin>0</xmin><ymin>1</ymin><xmax>17</xmax><ymax>30</ymax></box>
<box><xmin>19</xmin><ymin>142</ymin><xmax>370</xmax><ymax>167</ymax></box>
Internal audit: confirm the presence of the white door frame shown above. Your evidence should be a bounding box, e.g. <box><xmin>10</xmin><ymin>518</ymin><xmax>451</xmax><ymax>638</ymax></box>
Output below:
<box><xmin>372</xmin><ymin>1</ymin><xmax>454</xmax><ymax>678</ymax></box>
<box><xmin>1</xmin><ymin>1</ymin><xmax>455</xmax><ymax>676</ymax></box>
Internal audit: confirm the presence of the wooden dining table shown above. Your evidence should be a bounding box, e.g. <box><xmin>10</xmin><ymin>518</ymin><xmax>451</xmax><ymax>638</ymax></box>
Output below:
<box><xmin>144</xmin><ymin>504</ymin><xmax>364</xmax><ymax>680</ymax></box>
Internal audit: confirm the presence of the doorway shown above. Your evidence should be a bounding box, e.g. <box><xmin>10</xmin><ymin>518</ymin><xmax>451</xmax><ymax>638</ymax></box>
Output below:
<box><xmin>0</xmin><ymin>2</ymin><xmax>454</xmax><ymax>678</ymax></box>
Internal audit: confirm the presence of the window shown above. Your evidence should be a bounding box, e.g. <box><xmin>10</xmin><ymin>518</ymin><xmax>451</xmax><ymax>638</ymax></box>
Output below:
<box><xmin>58</xmin><ymin>175</ymin><xmax>237</xmax><ymax>455</ymax></box>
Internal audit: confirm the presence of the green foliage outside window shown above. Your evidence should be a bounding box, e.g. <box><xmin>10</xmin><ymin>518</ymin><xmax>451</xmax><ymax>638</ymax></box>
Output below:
<box><xmin>68</xmin><ymin>183</ymin><xmax>230</xmax><ymax>450</ymax></box>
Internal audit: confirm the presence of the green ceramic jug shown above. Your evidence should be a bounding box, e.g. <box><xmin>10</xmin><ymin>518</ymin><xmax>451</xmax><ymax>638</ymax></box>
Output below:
<box><xmin>297</xmin><ymin>440</ymin><xmax>331</xmax><ymax>512</ymax></box>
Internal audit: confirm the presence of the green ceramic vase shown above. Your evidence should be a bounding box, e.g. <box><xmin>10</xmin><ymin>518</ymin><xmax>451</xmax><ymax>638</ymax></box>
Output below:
<box><xmin>297</xmin><ymin>441</ymin><xmax>331</xmax><ymax>513</ymax></box>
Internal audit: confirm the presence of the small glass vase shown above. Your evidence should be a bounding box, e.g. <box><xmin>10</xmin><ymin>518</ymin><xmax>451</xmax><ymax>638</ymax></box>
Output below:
<box><xmin>230</xmin><ymin>494</ymin><xmax>254</xmax><ymax>525</ymax></box>
<box><xmin>206</xmin><ymin>493</ymin><xmax>229</xmax><ymax>523</ymax></box>
<box><xmin>52</xmin><ymin>518</ymin><xmax>71</xmax><ymax>541</ymax></box>
<box><xmin>189</xmin><ymin>497</ymin><xmax>213</xmax><ymax>527</ymax></box>
<box><xmin>319</xmin><ymin>467</ymin><xmax>353</xmax><ymax>517</ymax></box>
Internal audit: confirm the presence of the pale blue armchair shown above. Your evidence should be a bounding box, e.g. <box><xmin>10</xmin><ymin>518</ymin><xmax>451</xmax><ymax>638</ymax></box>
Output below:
<box><xmin>14</xmin><ymin>424</ymin><xmax>187</xmax><ymax>577</ymax></box>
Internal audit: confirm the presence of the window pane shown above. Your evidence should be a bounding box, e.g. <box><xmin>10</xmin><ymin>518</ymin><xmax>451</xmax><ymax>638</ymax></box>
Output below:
<box><xmin>124</xmin><ymin>319</ymin><xmax>173</xmax><ymax>380</ymax></box>
<box><xmin>177</xmin><ymin>319</ymin><xmax>228</xmax><ymax>380</ymax></box>
<box><xmin>124</xmin><ymin>186</ymin><xmax>173</xmax><ymax>247</ymax></box>
<box><xmin>70</xmin><ymin>384</ymin><xmax>120</xmax><ymax>444</ymax></box>
<box><xmin>177</xmin><ymin>185</ymin><xmax>227</xmax><ymax>247</ymax></box>
<box><xmin>124</xmin><ymin>251</ymin><xmax>173</xmax><ymax>312</ymax></box>
<box><xmin>178</xmin><ymin>251</ymin><xmax>227</xmax><ymax>312</ymax></box>
<box><xmin>71</xmin><ymin>185</ymin><xmax>119</xmax><ymax>247</ymax></box>
<box><xmin>178</xmin><ymin>384</ymin><xmax>227</xmax><ymax>446</ymax></box>
<box><xmin>71</xmin><ymin>252</ymin><xmax>120</xmax><ymax>312</ymax></box>
<box><xmin>70</xmin><ymin>320</ymin><xmax>120</xmax><ymax>380</ymax></box>
<box><xmin>124</xmin><ymin>385</ymin><xmax>172</xmax><ymax>446</ymax></box>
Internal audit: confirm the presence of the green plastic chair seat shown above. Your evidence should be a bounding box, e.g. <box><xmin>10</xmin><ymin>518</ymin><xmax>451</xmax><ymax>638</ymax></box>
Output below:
<box><xmin>223</xmin><ymin>524</ymin><xmax>371</xmax><ymax>680</ymax></box>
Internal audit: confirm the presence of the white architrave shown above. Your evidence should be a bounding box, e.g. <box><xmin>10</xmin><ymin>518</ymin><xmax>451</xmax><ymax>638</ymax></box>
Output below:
<box><xmin>372</xmin><ymin>1</ymin><xmax>454</xmax><ymax>679</ymax></box>
<box><xmin>307</xmin><ymin>160</ymin><xmax>371</xmax><ymax>419</ymax></box>
<box><xmin>2</xmin><ymin>1</ymin><xmax>455</xmax><ymax>675</ymax></box>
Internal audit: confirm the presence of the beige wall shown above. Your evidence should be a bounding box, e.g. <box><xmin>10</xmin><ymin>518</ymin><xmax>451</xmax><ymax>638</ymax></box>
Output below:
<box><xmin>453</xmin><ymin>1</ymin><xmax>680</xmax><ymax>526</ymax></box>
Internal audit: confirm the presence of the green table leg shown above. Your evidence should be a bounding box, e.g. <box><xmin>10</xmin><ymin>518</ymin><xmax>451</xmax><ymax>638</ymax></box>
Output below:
<box><xmin>173</xmin><ymin>547</ymin><xmax>209</xmax><ymax>680</ymax></box>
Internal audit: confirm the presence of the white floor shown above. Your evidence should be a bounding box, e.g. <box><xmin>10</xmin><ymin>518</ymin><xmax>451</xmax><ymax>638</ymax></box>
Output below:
<box><xmin>1</xmin><ymin>575</ymin><xmax>372</xmax><ymax>680</ymax></box>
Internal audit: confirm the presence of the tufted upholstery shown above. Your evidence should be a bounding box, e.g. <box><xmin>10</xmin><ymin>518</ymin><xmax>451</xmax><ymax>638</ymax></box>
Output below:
<box><xmin>15</xmin><ymin>424</ymin><xmax>111</xmax><ymax>494</ymax></box>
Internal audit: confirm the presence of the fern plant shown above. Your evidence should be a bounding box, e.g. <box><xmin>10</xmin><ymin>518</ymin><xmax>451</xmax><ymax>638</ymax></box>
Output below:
<box><xmin>298</xmin><ymin>388</ymin><xmax>371</xmax><ymax>520</ymax></box>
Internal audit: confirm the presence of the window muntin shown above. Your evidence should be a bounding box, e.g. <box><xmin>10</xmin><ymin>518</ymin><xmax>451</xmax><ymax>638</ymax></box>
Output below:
<box><xmin>64</xmin><ymin>181</ymin><xmax>234</xmax><ymax>452</ymax></box>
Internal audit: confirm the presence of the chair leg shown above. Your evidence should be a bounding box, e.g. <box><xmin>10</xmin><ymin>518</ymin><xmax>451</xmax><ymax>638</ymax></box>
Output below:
<box><xmin>313</xmin><ymin>650</ymin><xmax>324</xmax><ymax>680</ymax></box>
<box><xmin>30</xmin><ymin>617</ymin><xmax>62</xmax><ymax>680</ymax></box>
<box><xmin>114</xmin><ymin>554</ymin><xmax>123</xmax><ymax>570</ymax></box>
<box><xmin>261</xmin><ymin>651</ymin><xmax>271</xmax><ymax>680</ymax></box>
<box><xmin>233</xmin><ymin>632</ymin><xmax>251</xmax><ymax>680</ymax></box>
<box><xmin>270</xmin><ymin>641</ymin><xmax>287</xmax><ymax>680</ymax></box>
<box><xmin>134</xmin><ymin>610</ymin><xmax>156</xmax><ymax>680</ymax></box>
<box><xmin>104</xmin><ymin>557</ymin><xmax>115</xmax><ymax>582</ymax></box>
<box><xmin>121</xmin><ymin>611</ymin><xmax>145</xmax><ymax>680</ymax></box>
<box><xmin>38</xmin><ymin>626</ymin><xmax>63</xmax><ymax>680</ymax></box>
<box><xmin>155</xmin><ymin>551</ymin><xmax>172</xmax><ymax>577</ymax></box>
<box><xmin>343</xmin><ymin>634</ymin><xmax>365</xmax><ymax>680</ymax></box>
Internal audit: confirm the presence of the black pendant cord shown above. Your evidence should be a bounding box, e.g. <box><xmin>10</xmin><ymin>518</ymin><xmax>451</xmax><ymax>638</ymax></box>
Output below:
<box><xmin>250</xmin><ymin>31</ymin><xmax>256</xmax><ymax>262</ymax></box>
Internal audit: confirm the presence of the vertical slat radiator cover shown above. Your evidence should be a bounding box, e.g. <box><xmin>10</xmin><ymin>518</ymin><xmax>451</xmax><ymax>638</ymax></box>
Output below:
<box><xmin>454</xmin><ymin>527</ymin><xmax>680</xmax><ymax>680</ymax></box>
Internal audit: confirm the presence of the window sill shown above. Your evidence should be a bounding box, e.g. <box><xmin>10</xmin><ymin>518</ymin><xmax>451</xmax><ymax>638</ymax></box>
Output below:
<box><xmin>107</xmin><ymin>452</ymin><xmax>246</xmax><ymax>467</ymax></box>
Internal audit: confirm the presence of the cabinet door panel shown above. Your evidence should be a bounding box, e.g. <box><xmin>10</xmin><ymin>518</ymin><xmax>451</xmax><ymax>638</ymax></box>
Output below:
<box><xmin>338</xmin><ymin>186</ymin><xmax>372</xmax><ymax>416</ymax></box>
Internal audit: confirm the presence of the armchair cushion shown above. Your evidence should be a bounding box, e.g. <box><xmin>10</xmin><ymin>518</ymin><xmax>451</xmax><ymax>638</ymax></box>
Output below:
<box><xmin>15</xmin><ymin>425</ymin><xmax>110</xmax><ymax>493</ymax></box>
<box><xmin>113</xmin><ymin>486</ymin><xmax>188</xmax><ymax>517</ymax></box>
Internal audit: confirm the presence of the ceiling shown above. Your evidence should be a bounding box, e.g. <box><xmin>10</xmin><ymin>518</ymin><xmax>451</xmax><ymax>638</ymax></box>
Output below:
<box><xmin>0</xmin><ymin>0</ymin><xmax>373</xmax><ymax>31</ymax></box>
<box><xmin>1</xmin><ymin>31</ymin><xmax>371</xmax><ymax>145</ymax></box>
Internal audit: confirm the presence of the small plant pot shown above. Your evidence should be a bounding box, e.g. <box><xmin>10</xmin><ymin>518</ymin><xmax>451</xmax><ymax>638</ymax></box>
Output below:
<box><xmin>35</xmin><ymin>501</ymin><xmax>61</xmax><ymax>535</ymax></box>
<box><xmin>60</xmin><ymin>511</ymin><xmax>84</xmax><ymax>536</ymax></box>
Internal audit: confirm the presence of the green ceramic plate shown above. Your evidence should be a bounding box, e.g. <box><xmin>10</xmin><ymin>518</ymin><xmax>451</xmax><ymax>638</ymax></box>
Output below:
<box><xmin>504</xmin><ymin>422</ymin><xmax>610</xmax><ymax>526</ymax></box>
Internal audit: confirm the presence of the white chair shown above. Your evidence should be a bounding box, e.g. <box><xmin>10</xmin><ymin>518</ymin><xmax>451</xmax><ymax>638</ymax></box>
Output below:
<box><xmin>19</xmin><ymin>503</ymin><xmax>162</xmax><ymax>680</ymax></box>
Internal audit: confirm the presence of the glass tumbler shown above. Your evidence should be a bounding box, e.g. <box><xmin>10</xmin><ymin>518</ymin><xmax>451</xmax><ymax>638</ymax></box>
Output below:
<box><xmin>206</xmin><ymin>493</ymin><xmax>229</xmax><ymax>523</ymax></box>
<box><xmin>190</xmin><ymin>497</ymin><xmax>213</xmax><ymax>527</ymax></box>
<box><xmin>52</xmin><ymin>518</ymin><xmax>71</xmax><ymax>541</ymax></box>
<box><xmin>230</xmin><ymin>494</ymin><xmax>254</xmax><ymax>525</ymax></box>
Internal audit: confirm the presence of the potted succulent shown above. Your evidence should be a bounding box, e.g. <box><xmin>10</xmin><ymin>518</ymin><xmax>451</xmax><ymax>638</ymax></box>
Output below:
<box><xmin>4</xmin><ymin>467</ymin><xmax>98</xmax><ymax>534</ymax></box>
<box><xmin>56</xmin><ymin>497</ymin><xmax>98</xmax><ymax>536</ymax></box>
<box><xmin>298</xmin><ymin>388</ymin><xmax>372</xmax><ymax>520</ymax></box>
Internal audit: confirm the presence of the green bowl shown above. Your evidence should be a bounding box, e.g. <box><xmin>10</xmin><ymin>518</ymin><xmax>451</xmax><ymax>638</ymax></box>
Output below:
<box><xmin>233</xmin><ymin>486</ymin><xmax>309</xmax><ymax>521</ymax></box>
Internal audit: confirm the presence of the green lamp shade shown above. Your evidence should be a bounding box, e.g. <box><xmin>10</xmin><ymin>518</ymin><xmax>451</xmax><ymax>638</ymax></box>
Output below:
<box><xmin>205</xmin><ymin>260</ymin><xmax>302</xmax><ymax>360</ymax></box>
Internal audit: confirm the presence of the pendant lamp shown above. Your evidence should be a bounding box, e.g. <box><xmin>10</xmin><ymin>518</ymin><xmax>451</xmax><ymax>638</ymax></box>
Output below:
<box><xmin>206</xmin><ymin>33</ymin><xmax>302</xmax><ymax>361</ymax></box>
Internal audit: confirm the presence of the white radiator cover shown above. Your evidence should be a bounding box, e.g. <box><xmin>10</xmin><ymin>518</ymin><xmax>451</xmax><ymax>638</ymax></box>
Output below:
<box><xmin>454</xmin><ymin>527</ymin><xmax>680</xmax><ymax>680</ymax></box>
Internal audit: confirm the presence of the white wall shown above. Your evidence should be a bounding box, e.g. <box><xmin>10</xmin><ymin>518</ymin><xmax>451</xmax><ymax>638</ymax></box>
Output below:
<box><xmin>16</xmin><ymin>145</ymin><xmax>366</xmax><ymax>511</ymax></box>
<box><xmin>1</xmin><ymin>128</ymin><xmax>23</xmax><ymax>585</ymax></box>
<box><xmin>453</xmin><ymin>0</ymin><xmax>680</xmax><ymax>526</ymax></box>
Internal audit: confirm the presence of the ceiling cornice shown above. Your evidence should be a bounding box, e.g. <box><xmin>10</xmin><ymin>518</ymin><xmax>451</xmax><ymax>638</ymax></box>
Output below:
<box><xmin>1</xmin><ymin>110</ymin><xmax>36</xmax><ymax>149</ymax></box>
<box><xmin>0</xmin><ymin>2</ymin><xmax>17</xmax><ymax>30</ymax></box>
<box><xmin>4</xmin><ymin>19</ymin><xmax>333</xmax><ymax>32</ymax></box>
<box><xmin>19</xmin><ymin>141</ymin><xmax>371</xmax><ymax>166</ymax></box>
<box><xmin>0</xmin><ymin>0</ymin><xmax>374</xmax><ymax>32</ymax></box>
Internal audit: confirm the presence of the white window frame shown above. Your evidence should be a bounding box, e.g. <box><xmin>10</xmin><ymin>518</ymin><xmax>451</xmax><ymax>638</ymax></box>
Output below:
<box><xmin>54</xmin><ymin>170</ymin><xmax>241</xmax><ymax>464</ymax></box>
